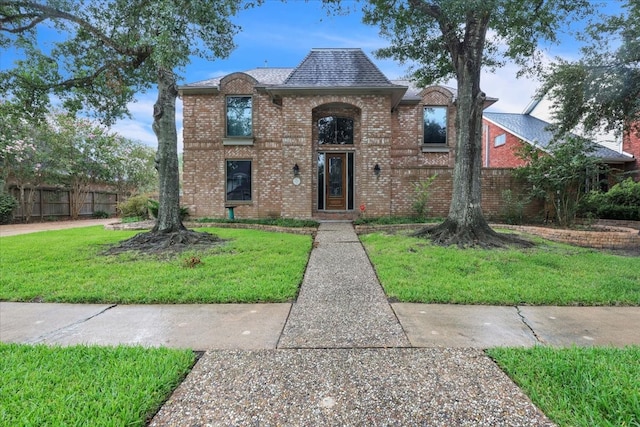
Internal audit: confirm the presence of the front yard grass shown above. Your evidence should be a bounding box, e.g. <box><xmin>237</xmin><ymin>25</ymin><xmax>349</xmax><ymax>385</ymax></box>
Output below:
<box><xmin>488</xmin><ymin>346</ymin><xmax>640</xmax><ymax>427</ymax></box>
<box><xmin>360</xmin><ymin>231</ymin><xmax>640</xmax><ymax>305</ymax></box>
<box><xmin>0</xmin><ymin>226</ymin><xmax>312</xmax><ymax>303</ymax></box>
<box><xmin>0</xmin><ymin>343</ymin><xmax>194</xmax><ymax>426</ymax></box>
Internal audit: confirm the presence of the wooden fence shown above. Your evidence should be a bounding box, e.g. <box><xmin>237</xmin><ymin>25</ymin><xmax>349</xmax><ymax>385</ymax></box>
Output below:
<box><xmin>9</xmin><ymin>187</ymin><xmax>120</xmax><ymax>220</ymax></box>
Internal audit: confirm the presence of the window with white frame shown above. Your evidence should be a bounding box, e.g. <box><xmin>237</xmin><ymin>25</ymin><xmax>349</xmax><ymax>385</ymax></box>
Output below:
<box><xmin>423</xmin><ymin>106</ymin><xmax>447</xmax><ymax>144</ymax></box>
<box><xmin>226</xmin><ymin>96</ymin><xmax>252</xmax><ymax>137</ymax></box>
<box><xmin>494</xmin><ymin>133</ymin><xmax>506</xmax><ymax>147</ymax></box>
<box><xmin>226</xmin><ymin>160</ymin><xmax>252</xmax><ymax>201</ymax></box>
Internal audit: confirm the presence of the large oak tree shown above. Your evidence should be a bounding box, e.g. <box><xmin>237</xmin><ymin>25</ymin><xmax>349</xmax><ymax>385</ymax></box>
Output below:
<box><xmin>362</xmin><ymin>0</ymin><xmax>591</xmax><ymax>247</ymax></box>
<box><xmin>1</xmin><ymin>0</ymin><xmax>243</xmax><ymax>247</ymax></box>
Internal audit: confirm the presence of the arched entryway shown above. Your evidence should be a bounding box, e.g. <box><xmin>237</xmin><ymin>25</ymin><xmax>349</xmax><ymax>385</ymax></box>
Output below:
<box><xmin>312</xmin><ymin>103</ymin><xmax>360</xmax><ymax>214</ymax></box>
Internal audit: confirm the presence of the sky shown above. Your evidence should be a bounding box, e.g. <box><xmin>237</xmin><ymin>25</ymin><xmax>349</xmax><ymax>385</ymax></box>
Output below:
<box><xmin>2</xmin><ymin>0</ymin><xmax>623</xmax><ymax>152</ymax></box>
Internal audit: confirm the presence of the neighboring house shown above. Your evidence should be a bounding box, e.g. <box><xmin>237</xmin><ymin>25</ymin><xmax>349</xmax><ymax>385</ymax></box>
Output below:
<box><xmin>482</xmin><ymin>98</ymin><xmax>639</xmax><ymax>182</ymax></box>
<box><xmin>178</xmin><ymin>48</ymin><xmax>525</xmax><ymax>220</ymax></box>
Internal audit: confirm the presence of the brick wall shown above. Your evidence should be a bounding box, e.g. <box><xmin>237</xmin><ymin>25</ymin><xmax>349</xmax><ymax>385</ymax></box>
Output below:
<box><xmin>623</xmin><ymin>128</ymin><xmax>640</xmax><ymax>179</ymax></box>
<box><xmin>182</xmin><ymin>76</ymin><xmax>536</xmax><ymax>221</ymax></box>
<box><xmin>482</xmin><ymin>119</ymin><xmax>529</xmax><ymax>168</ymax></box>
<box><xmin>389</xmin><ymin>167</ymin><xmax>538</xmax><ymax>220</ymax></box>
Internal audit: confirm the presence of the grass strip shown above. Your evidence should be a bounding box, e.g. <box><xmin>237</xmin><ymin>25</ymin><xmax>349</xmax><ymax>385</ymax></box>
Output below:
<box><xmin>0</xmin><ymin>343</ymin><xmax>194</xmax><ymax>426</ymax></box>
<box><xmin>488</xmin><ymin>346</ymin><xmax>640</xmax><ymax>427</ymax></box>
<box><xmin>360</xmin><ymin>231</ymin><xmax>640</xmax><ymax>305</ymax></box>
<box><xmin>1</xmin><ymin>226</ymin><xmax>312</xmax><ymax>303</ymax></box>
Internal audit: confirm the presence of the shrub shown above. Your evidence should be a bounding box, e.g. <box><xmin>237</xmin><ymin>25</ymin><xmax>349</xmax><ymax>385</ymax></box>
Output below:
<box><xmin>0</xmin><ymin>192</ymin><xmax>17</xmax><ymax>224</ymax></box>
<box><xmin>92</xmin><ymin>210</ymin><xmax>110</xmax><ymax>219</ymax></box>
<box><xmin>147</xmin><ymin>199</ymin><xmax>189</xmax><ymax>220</ymax></box>
<box><xmin>499</xmin><ymin>189</ymin><xmax>526</xmax><ymax>224</ymax></box>
<box><xmin>411</xmin><ymin>174</ymin><xmax>438</xmax><ymax>220</ymax></box>
<box><xmin>580</xmin><ymin>178</ymin><xmax>640</xmax><ymax>221</ymax></box>
<box><xmin>117</xmin><ymin>195</ymin><xmax>149</xmax><ymax>219</ymax></box>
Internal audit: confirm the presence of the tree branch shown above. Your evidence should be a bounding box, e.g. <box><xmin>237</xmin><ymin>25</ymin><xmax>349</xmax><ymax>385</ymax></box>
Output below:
<box><xmin>0</xmin><ymin>1</ymin><xmax>151</xmax><ymax>57</ymax></box>
<box><xmin>0</xmin><ymin>11</ymin><xmax>46</xmax><ymax>32</ymax></box>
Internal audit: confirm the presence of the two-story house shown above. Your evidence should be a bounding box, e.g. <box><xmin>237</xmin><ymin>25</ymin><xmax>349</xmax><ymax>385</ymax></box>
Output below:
<box><xmin>179</xmin><ymin>48</ymin><xmax>520</xmax><ymax>220</ymax></box>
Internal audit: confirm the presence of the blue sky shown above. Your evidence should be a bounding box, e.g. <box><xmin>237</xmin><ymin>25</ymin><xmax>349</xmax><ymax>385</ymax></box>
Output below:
<box><xmin>1</xmin><ymin>0</ymin><xmax>623</xmax><ymax>151</ymax></box>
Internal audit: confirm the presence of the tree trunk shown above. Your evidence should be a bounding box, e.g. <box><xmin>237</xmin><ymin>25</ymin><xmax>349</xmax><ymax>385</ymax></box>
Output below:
<box><xmin>152</xmin><ymin>68</ymin><xmax>185</xmax><ymax>233</ymax></box>
<box><xmin>414</xmin><ymin>13</ymin><xmax>528</xmax><ymax>248</ymax></box>
<box><xmin>106</xmin><ymin>67</ymin><xmax>222</xmax><ymax>254</ymax></box>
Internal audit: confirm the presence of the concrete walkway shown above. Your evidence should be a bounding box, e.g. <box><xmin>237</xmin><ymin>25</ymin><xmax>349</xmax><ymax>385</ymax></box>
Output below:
<box><xmin>2</xmin><ymin>221</ymin><xmax>639</xmax><ymax>425</ymax></box>
<box><xmin>278</xmin><ymin>221</ymin><xmax>409</xmax><ymax>348</ymax></box>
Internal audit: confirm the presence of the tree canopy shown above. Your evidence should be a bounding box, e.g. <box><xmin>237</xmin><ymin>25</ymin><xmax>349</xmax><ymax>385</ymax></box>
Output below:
<box><xmin>1</xmin><ymin>0</ymin><xmax>244</xmax><ymax>245</ymax></box>
<box><xmin>541</xmin><ymin>0</ymin><xmax>640</xmax><ymax>137</ymax></box>
<box><xmin>361</xmin><ymin>0</ymin><xmax>591</xmax><ymax>247</ymax></box>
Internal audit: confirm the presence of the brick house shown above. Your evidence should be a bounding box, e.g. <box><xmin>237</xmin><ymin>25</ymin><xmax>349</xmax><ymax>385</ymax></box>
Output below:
<box><xmin>179</xmin><ymin>48</ymin><xmax>525</xmax><ymax>220</ymax></box>
<box><xmin>482</xmin><ymin>100</ymin><xmax>638</xmax><ymax>183</ymax></box>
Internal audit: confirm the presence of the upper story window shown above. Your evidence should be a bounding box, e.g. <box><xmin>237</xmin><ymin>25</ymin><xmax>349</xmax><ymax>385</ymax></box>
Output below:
<box><xmin>423</xmin><ymin>106</ymin><xmax>447</xmax><ymax>144</ymax></box>
<box><xmin>318</xmin><ymin>116</ymin><xmax>354</xmax><ymax>145</ymax></box>
<box><xmin>494</xmin><ymin>133</ymin><xmax>506</xmax><ymax>147</ymax></box>
<box><xmin>226</xmin><ymin>96</ymin><xmax>252</xmax><ymax>137</ymax></box>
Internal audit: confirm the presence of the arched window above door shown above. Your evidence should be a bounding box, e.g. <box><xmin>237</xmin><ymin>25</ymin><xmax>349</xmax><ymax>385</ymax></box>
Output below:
<box><xmin>318</xmin><ymin>116</ymin><xmax>354</xmax><ymax>145</ymax></box>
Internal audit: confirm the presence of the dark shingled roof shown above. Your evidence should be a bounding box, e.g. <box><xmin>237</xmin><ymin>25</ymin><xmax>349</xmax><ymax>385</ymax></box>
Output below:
<box><xmin>282</xmin><ymin>48</ymin><xmax>400</xmax><ymax>88</ymax></box>
<box><xmin>181</xmin><ymin>68</ymin><xmax>293</xmax><ymax>88</ymax></box>
<box><xmin>484</xmin><ymin>112</ymin><xmax>633</xmax><ymax>161</ymax></box>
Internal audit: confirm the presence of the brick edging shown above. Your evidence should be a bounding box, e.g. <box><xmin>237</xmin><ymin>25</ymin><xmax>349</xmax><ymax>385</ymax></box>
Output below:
<box><xmin>355</xmin><ymin>222</ymin><xmax>640</xmax><ymax>250</ymax></box>
<box><xmin>105</xmin><ymin>220</ymin><xmax>316</xmax><ymax>236</ymax></box>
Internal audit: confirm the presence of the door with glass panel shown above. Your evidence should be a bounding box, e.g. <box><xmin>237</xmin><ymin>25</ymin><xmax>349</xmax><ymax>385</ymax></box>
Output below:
<box><xmin>317</xmin><ymin>152</ymin><xmax>354</xmax><ymax>211</ymax></box>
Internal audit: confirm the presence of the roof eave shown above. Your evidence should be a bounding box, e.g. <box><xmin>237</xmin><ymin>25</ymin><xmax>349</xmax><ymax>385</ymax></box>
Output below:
<box><xmin>178</xmin><ymin>86</ymin><xmax>220</xmax><ymax>96</ymax></box>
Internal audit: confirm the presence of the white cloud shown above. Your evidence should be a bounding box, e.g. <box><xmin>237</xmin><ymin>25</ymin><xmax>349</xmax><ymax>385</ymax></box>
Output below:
<box><xmin>111</xmin><ymin>92</ymin><xmax>184</xmax><ymax>153</ymax></box>
<box><xmin>482</xmin><ymin>64</ymin><xmax>541</xmax><ymax>113</ymax></box>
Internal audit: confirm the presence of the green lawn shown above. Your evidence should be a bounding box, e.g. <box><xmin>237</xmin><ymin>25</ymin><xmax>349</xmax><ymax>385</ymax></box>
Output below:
<box><xmin>360</xmin><ymin>231</ymin><xmax>640</xmax><ymax>305</ymax></box>
<box><xmin>0</xmin><ymin>343</ymin><xmax>194</xmax><ymax>426</ymax></box>
<box><xmin>0</xmin><ymin>226</ymin><xmax>312</xmax><ymax>303</ymax></box>
<box><xmin>488</xmin><ymin>346</ymin><xmax>640</xmax><ymax>427</ymax></box>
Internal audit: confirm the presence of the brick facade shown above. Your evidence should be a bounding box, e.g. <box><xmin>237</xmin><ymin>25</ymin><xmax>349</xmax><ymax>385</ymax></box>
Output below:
<box><xmin>181</xmin><ymin>73</ymin><xmax>527</xmax><ymax>220</ymax></box>
<box><xmin>481</xmin><ymin>119</ymin><xmax>530</xmax><ymax>168</ymax></box>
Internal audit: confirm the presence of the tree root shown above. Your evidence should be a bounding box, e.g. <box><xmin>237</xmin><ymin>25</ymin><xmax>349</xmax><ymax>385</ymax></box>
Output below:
<box><xmin>103</xmin><ymin>229</ymin><xmax>224</xmax><ymax>256</ymax></box>
<box><xmin>412</xmin><ymin>219</ymin><xmax>534</xmax><ymax>249</ymax></box>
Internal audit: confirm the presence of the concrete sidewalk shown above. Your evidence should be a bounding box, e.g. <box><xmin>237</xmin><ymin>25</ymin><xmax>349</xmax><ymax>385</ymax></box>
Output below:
<box><xmin>2</xmin><ymin>301</ymin><xmax>639</xmax><ymax>349</ymax></box>
<box><xmin>1</xmin><ymin>221</ymin><xmax>639</xmax><ymax>425</ymax></box>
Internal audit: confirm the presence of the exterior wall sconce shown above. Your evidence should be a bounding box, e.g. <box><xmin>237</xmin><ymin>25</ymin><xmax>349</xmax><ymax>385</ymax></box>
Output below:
<box><xmin>293</xmin><ymin>163</ymin><xmax>300</xmax><ymax>177</ymax></box>
<box><xmin>373</xmin><ymin>163</ymin><xmax>381</xmax><ymax>177</ymax></box>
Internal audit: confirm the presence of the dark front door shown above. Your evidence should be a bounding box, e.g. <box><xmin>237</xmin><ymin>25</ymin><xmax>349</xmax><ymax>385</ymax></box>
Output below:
<box><xmin>325</xmin><ymin>153</ymin><xmax>347</xmax><ymax>210</ymax></box>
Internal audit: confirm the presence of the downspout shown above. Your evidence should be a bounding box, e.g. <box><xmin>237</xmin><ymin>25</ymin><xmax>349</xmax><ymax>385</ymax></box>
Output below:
<box><xmin>483</xmin><ymin>123</ymin><xmax>490</xmax><ymax>167</ymax></box>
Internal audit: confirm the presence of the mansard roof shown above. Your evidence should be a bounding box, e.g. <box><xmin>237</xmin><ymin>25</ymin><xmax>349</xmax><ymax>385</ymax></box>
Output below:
<box><xmin>281</xmin><ymin>48</ymin><xmax>399</xmax><ymax>88</ymax></box>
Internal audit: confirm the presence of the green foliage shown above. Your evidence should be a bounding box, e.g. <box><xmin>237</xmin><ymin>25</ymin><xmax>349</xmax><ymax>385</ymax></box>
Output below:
<box><xmin>363</xmin><ymin>0</ymin><xmax>592</xmax><ymax>87</ymax></box>
<box><xmin>0</xmin><ymin>1</ymin><xmax>243</xmax><ymax>123</ymax></box>
<box><xmin>147</xmin><ymin>199</ymin><xmax>189</xmax><ymax>220</ymax></box>
<box><xmin>580</xmin><ymin>178</ymin><xmax>640</xmax><ymax>220</ymax></box>
<box><xmin>1</xmin><ymin>0</ymin><xmax>245</xmax><ymax>232</ymax></box>
<box><xmin>92</xmin><ymin>210</ymin><xmax>110</xmax><ymax>219</ymax></box>
<box><xmin>499</xmin><ymin>189</ymin><xmax>526</xmax><ymax>224</ymax></box>
<box><xmin>0</xmin><ymin>191</ymin><xmax>17</xmax><ymax>224</ymax></box>
<box><xmin>0</xmin><ymin>343</ymin><xmax>194</xmax><ymax>426</ymax></box>
<box><xmin>514</xmin><ymin>136</ymin><xmax>606</xmax><ymax>226</ymax></box>
<box><xmin>117</xmin><ymin>195</ymin><xmax>150</xmax><ymax>219</ymax></box>
<box><xmin>0</xmin><ymin>226</ymin><xmax>312</xmax><ymax>303</ymax></box>
<box><xmin>411</xmin><ymin>174</ymin><xmax>438</xmax><ymax>219</ymax></box>
<box><xmin>360</xmin><ymin>231</ymin><xmax>640</xmax><ymax>305</ymax></box>
<box><xmin>542</xmin><ymin>0</ymin><xmax>640</xmax><ymax>135</ymax></box>
<box><xmin>489</xmin><ymin>346</ymin><xmax>640</xmax><ymax>427</ymax></box>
